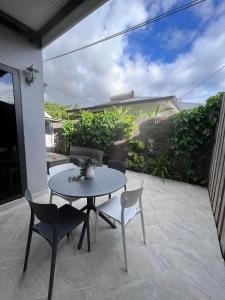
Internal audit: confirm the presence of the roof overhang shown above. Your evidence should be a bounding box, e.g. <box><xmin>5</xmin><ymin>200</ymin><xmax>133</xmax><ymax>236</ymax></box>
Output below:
<box><xmin>0</xmin><ymin>0</ymin><xmax>107</xmax><ymax>48</ymax></box>
<box><xmin>68</xmin><ymin>96</ymin><xmax>179</xmax><ymax>113</ymax></box>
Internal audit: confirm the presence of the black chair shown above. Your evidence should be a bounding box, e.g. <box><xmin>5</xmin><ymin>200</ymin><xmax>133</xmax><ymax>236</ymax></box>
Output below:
<box><xmin>23</xmin><ymin>190</ymin><xmax>90</xmax><ymax>300</ymax></box>
<box><xmin>108</xmin><ymin>160</ymin><xmax>127</xmax><ymax>198</ymax></box>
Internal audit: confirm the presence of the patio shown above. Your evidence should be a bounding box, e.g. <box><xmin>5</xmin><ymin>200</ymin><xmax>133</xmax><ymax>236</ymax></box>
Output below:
<box><xmin>0</xmin><ymin>170</ymin><xmax>224</xmax><ymax>300</ymax></box>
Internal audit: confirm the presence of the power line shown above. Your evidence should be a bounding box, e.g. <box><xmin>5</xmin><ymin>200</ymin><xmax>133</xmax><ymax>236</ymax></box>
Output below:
<box><xmin>181</xmin><ymin>64</ymin><xmax>225</xmax><ymax>99</ymax></box>
<box><xmin>46</xmin><ymin>84</ymin><xmax>76</xmax><ymax>99</ymax></box>
<box><xmin>44</xmin><ymin>0</ymin><xmax>207</xmax><ymax>62</ymax></box>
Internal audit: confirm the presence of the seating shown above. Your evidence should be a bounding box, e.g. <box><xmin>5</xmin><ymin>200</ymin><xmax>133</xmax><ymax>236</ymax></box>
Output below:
<box><xmin>108</xmin><ymin>160</ymin><xmax>126</xmax><ymax>198</ymax></box>
<box><xmin>49</xmin><ymin>163</ymin><xmax>80</xmax><ymax>205</ymax></box>
<box><xmin>69</xmin><ymin>146</ymin><xmax>103</xmax><ymax>166</ymax></box>
<box><xmin>23</xmin><ymin>190</ymin><xmax>90</xmax><ymax>300</ymax></box>
<box><xmin>95</xmin><ymin>181</ymin><xmax>146</xmax><ymax>272</ymax></box>
<box><xmin>46</xmin><ymin>152</ymin><xmax>70</xmax><ymax>174</ymax></box>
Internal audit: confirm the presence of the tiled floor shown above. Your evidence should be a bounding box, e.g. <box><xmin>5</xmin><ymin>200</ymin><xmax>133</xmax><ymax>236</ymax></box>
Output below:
<box><xmin>0</xmin><ymin>171</ymin><xmax>224</xmax><ymax>300</ymax></box>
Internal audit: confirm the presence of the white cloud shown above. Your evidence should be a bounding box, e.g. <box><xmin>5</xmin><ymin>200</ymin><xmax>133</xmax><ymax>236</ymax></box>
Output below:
<box><xmin>43</xmin><ymin>0</ymin><xmax>225</xmax><ymax>107</ymax></box>
<box><xmin>158</xmin><ymin>28</ymin><xmax>197</xmax><ymax>50</ymax></box>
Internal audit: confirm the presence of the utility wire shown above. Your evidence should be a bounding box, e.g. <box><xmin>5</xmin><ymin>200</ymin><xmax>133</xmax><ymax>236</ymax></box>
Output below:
<box><xmin>180</xmin><ymin>64</ymin><xmax>225</xmax><ymax>99</ymax></box>
<box><xmin>44</xmin><ymin>0</ymin><xmax>207</xmax><ymax>62</ymax></box>
<box><xmin>46</xmin><ymin>84</ymin><xmax>76</xmax><ymax>99</ymax></box>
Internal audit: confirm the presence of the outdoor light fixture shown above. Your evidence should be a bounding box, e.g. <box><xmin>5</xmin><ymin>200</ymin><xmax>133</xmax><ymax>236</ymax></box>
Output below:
<box><xmin>25</xmin><ymin>65</ymin><xmax>39</xmax><ymax>85</ymax></box>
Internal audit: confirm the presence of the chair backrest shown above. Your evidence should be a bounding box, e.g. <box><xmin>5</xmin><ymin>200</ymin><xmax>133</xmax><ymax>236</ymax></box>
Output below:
<box><xmin>49</xmin><ymin>163</ymin><xmax>76</xmax><ymax>177</ymax></box>
<box><xmin>120</xmin><ymin>180</ymin><xmax>144</xmax><ymax>208</ymax></box>
<box><xmin>25</xmin><ymin>190</ymin><xmax>58</xmax><ymax>224</ymax></box>
<box><xmin>108</xmin><ymin>160</ymin><xmax>126</xmax><ymax>174</ymax></box>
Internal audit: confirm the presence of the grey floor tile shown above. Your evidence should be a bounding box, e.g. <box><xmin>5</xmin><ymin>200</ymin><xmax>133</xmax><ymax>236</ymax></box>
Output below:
<box><xmin>37</xmin><ymin>288</ymin><xmax>87</xmax><ymax>300</ymax></box>
<box><xmin>0</xmin><ymin>170</ymin><xmax>224</xmax><ymax>300</ymax></box>
<box><xmin>87</xmin><ymin>279</ymin><xmax>164</xmax><ymax>300</ymax></box>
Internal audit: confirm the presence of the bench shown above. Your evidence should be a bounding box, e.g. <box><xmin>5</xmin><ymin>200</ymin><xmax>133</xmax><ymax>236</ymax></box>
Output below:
<box><xmin>69</xmin><ymin>146</ymin><xmax>103</xmax><ymax>167</ymax></box>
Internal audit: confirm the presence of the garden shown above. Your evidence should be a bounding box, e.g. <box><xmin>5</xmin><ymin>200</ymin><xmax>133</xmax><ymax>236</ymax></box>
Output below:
<box><xmin>46</xmin><ymin>93</ymin><xmax>223</xmax><ymax>186</ymax></box>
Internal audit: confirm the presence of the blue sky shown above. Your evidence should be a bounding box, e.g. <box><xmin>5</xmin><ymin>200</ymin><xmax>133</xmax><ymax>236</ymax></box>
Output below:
<box><xmin>44</xmin><ymin>0</ymin><xmax>225</xmax><ymax>107</ymax></box>
<box><xmin>126</xmin><ymin>6</ymin><xmax>202</xmax><ymax>64</ymax></box>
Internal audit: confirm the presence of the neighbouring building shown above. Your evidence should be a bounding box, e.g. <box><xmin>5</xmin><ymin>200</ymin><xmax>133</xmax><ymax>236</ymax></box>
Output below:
<box><xmin>68</xmin><ymin>90</ymin><xmax>201</xmax><ymax>116</ymax></box>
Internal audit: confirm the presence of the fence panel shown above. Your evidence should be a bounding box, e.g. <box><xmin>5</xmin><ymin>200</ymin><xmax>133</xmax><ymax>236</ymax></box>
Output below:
<box><xmin>208</xmin><ymin>94</ymin><xmax>225</xmax><ymax>258</ymax></box>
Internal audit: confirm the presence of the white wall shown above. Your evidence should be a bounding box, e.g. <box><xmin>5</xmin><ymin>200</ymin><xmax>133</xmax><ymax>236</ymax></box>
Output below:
<box><xmin>0</xmin><ymin>25</ymin><xmax>47</xmax><ymax>194</ymax></box>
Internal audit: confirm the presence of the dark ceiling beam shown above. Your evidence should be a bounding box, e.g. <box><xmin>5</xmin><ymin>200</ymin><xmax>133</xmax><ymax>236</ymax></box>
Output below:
<box><xmin>0</xmin><ymin>10</ymin><xmax>41</xmax><ymax>47</ymax></box>
<box><xmin>38</xmin><ymin>0</ymin><xmax>85</xmax><ymax>37</ymax></box>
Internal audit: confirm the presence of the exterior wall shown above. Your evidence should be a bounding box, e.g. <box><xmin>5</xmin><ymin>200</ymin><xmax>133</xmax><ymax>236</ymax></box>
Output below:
<box><xmin>89</xmin><ymin>100</ymin><xmax>179</xmax><ymax>116</ymax></box>
<box><xmin>122</xmin><ymin>100</ymin><xmax>178</xmax><ymax>116</ymax></box>
<box><xmin>0</xmin><ymin>25</ymin><xmax>47</xmax><ymax>194</ymax></box>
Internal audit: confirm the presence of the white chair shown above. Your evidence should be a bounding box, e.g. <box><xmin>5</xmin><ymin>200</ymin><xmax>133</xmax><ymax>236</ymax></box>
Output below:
<box><xmin>95</xmin><ymin>181</ymin><xmax>146</xmax><ymax>272</ymax></box>
<box><xmin>49</xmin><ymin>163</ymin><xmax>80</xmax><ymax>205</ymax></box>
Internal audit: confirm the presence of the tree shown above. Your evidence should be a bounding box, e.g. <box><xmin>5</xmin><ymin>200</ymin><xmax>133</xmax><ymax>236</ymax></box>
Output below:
<box><xmin>44</xmin><ymin>101</ymin><xmax>73</xmax><ymax>120</ymax></box>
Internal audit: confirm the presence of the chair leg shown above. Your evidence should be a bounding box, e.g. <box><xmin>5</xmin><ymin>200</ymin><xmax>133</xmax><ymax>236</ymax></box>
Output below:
<box><xmin>108</xmin><ymin>193</ymin><xmax>111</xmax><ymax>199</ymax></box>
<box><xmin>121</xmin><ymin>223</ymin><xmax>128</xmax><ymax>272</ymax></box>
<box><xmin>124</xmin><ymin>185</ymin><xmax>127</xmax><ymax>191</ymax></box>
<box><xmin>48</xmin><ymin>242</ymin><xmax>57</xmax><ymax>300</ymax></box>
<box><xmin>87</xmin><ymin>219</ymin><xmax>91</xmax><ymax>252</ymax></box>
<box><xmin>78</xmin><ymin>221</ymin><xmax>86</xmax><ymax>249</ymax></box>
<box><xmin>140</xmin><ymin>211</ymin><xmax>146</xmax><ymax>244</ymax></box>
<box><xmin>95</xmin><ymin>209</ymin><xmax>99</xmax><ymax>242</ymax></box>
<box><xmin>23</xmin><ymin>226</ymin><xmax>33</xmax><ymax>272</ymax></box>
<box><xmin>50</xmin><ymin>190</ymin><xmax>53</xmax><ymax>204</ymax></box>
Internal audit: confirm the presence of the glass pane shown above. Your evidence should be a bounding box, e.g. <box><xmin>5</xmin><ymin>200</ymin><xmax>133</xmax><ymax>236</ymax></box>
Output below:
<box><xmin>0</xmin><ymin>69</ymin><xmax>22</xmax><ymax>201</ymax></box>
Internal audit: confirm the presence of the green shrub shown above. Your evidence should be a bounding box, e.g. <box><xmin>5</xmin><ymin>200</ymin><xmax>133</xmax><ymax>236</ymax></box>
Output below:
<box><xmin>45</xmin><ymin>101</ymin><xmax>72</xmax><ymax>120</ymax></box>
<box><xmin>150</xmin><ymin>153</ymin><xmax>172</xmax><ymax>180</ymax></box>
<box><xmin>63</xmin><ymin>120</ymin><xmax>76</xmax><ymax>145</ymax></box>
<box><xmin>63</xmin><ymin>109</ymin><xmax>136</xmax><ymax>157</ymax></box>
<box><xmin>127</xmin><ymin>139</ymin><xmax>146</xmax><ymax>172</ymax></box>
<box><xmin>168</xmin><ymin>92</ymin><xmax>222</xmax><ymax>184</ymax></box>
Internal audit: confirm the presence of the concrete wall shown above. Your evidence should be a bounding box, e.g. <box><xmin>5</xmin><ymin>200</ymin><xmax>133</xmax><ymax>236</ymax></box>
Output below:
<box><xmin>0</xmin><ymin>25</ymin><xmax>47</xmax><ymax>194</ymax></box>
<box><xmin>139</xmin><ymin>116</ymin><xmax>173</xmax><ymax>155</ymax></box>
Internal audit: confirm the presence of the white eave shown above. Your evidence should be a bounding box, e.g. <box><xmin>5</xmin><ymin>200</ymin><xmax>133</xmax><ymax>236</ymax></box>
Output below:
<box><xmin>0</xmin><ymin>0</ymin><xmax>108</xmax><ymax>48</ymax></box>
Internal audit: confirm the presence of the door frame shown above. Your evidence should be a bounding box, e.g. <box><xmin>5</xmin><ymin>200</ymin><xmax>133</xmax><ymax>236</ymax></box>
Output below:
<box><xmin>0</xmin><ymin>62</ymin><xmax>27</xmax><ymax>205</ymax></box>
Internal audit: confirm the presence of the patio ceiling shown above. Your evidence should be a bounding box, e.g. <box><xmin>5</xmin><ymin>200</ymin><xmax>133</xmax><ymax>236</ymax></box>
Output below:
<box><xmin>0</xmin><ymin>0</ymin><xmax>107</xmax><ymax>48</ymax></box>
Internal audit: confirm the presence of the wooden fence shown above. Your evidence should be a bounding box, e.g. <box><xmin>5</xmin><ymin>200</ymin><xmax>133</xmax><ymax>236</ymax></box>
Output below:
<box><xmin>208</xmin><ymin>93</ymin><xmax>225</xmax><ymax>258</ymax></box>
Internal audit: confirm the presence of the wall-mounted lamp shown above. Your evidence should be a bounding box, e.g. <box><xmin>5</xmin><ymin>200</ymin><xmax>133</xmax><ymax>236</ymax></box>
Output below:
<box><xmin>25</xmin><ymin>65</ymin><xmax>39</xmax><ymax>85</ymax></box>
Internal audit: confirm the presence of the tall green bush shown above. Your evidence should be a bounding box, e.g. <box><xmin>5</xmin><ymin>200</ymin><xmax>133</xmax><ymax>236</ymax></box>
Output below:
<box><xmin>166</xmin><ymin>93</ymin><xmax>222</xmax><ymax>184</ymax></box>
<box><xmin>63</xmin><ymin>109</ymin><xmax>136</xmax><ymax>157</ymax></box>
<box><xmin>127</xmin><ymin>139</ymin><xmax>146</xmax><ymax>172</ymax></box>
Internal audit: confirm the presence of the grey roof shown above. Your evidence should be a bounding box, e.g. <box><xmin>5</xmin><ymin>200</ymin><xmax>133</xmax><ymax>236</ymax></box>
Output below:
<box><xmin>68</xmin><ymin>95</ymin><xmax>179</xmax><ymax>112</ymax></box>
<box><xmin>176</xmin><ymin>101</ymin><xmax>202</xmax><ymax>110</ymax></box>
<box><xmin>0</xmin><ymin>0</ymin><xmax>107</xmax><ymax>47</ymax></box>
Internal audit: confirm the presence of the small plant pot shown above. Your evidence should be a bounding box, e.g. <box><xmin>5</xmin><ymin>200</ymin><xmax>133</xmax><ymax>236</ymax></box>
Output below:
<box><xmin>85</xmin><ymin>166</ymin><xmax>95</xmax><ymax>179</ymax></box>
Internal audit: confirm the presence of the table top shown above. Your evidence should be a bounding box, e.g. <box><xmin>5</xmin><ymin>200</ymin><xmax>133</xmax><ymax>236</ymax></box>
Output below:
<box><xmin>48</xmin><ymin>166</ymin><xmax>127</xmax><ymax>198</ymax></box>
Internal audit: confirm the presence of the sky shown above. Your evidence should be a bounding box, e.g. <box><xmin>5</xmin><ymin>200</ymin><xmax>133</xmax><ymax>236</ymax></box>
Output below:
<box><xmin>0</xmin><ymin>73</ymin><xmax>14</xmax><ymax>105</ymax></box>
<box><xmin>43</xmin><ymin>0</ymin><xmax>225</xmax><ymax>108</ymax></box>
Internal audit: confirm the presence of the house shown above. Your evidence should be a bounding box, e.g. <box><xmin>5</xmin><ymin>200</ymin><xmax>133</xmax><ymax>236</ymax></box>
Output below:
<box><xmin>68</xmin><ymin>90</ymin><xmax>197</xmax><ymax>117</ymax></box>
<box><xmin>0</xmin><ymin>0</ymin><xmax>107</xmax><ymax>205</ymax></box>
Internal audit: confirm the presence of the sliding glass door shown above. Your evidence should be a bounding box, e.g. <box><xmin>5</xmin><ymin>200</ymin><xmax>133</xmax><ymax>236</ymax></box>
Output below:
<box><xmin>0</xmin><ymin>63</ymin><xmax>26</xmax><ymax>204</ymax></box>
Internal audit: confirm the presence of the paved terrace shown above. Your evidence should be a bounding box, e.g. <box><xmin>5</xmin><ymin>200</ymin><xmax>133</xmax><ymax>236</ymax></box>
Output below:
<box><xmin>0</xmin><ymin>171</ymin><xmax>225</xmax><ymax>300</ymax></box>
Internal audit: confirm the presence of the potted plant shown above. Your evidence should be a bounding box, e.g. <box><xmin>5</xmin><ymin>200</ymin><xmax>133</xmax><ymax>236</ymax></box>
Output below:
<box><xmin>80</xmin><ymin>158</ymin><xmax>95</xmax><ymax>179</ymax></box>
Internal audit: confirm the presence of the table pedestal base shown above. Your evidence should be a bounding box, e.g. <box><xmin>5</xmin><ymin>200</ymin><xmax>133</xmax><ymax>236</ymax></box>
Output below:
<box><xmin>78</xmin><ymin>197</ymin><xmax>116</xmax><ymax>250</ymax></box>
